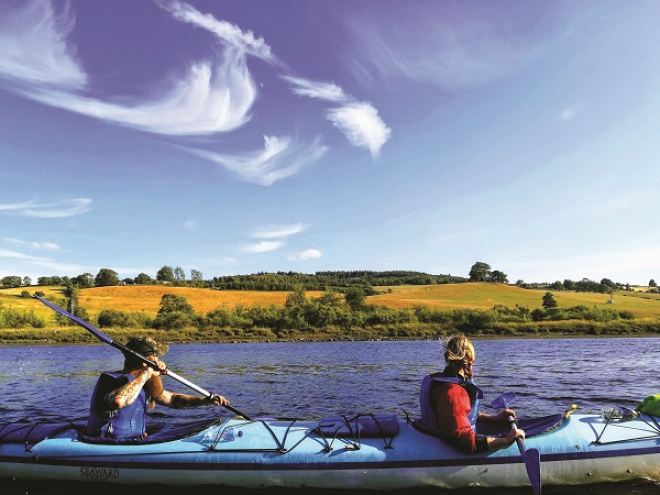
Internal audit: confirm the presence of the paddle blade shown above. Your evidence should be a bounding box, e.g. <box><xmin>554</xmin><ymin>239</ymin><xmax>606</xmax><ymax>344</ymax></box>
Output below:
<box><xmin>522</xmin><ymin>447</ymin><xmax>542</xmax><ymax>495</ymax></box>
<box><xmin>34</xmin><ymin>294</ymin><xmax>113</xmax><ymax>344</ymax></box>
<box><xmin>491</xmin><ymin>392</ymin><xmax>517</xmax><ymax>409</ymax></box>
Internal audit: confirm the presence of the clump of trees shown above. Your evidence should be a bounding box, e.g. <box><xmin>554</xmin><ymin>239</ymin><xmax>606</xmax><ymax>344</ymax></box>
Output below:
<box><xmin>1</xmin><ymin>276</ymin><xmax>31</xmax><ymax>288</ymax></box>
<box><xmin>468</xmin><ymin>262</ymin><xmax>508</xmax><ymax>283</ymax></box>
<box><xmin>517</xmin><ymin>277</ymin><xmax>635</xmax><ymax>294</ymax></box>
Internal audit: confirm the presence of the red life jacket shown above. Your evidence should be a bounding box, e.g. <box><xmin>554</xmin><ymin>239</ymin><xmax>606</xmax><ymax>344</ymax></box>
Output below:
<box><xmin>416</xmin><ymin>372</ymin><xmax>484</xmax><ymax>433</ymax></box>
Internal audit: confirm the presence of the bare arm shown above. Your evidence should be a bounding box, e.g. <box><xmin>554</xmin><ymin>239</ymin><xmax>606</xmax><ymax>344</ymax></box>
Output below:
<box><xmin>154</xmin><ymin>390</ymin><xmax>229</xmax><ymax>409</ymax></box>
<box><xmin>486</xmin><ymin>427</ymin><xmax>526</xmax><ymax>450</ymax></box>
<box><xmin>105</xmin><ymin>368</ymin><xmax>154</xmax><ymax>409</ymax></box>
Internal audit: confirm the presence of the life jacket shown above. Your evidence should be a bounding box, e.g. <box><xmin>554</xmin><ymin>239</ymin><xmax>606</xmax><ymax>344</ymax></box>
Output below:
<box><xmin>86</xmin><ymin>372</ymin><xmax>149</xmax><ymax>439</ymax></box>
<box><xmin>417</xmin><ymin>372</ymin><xmax>484</xmax><ymax>433</ymax></box>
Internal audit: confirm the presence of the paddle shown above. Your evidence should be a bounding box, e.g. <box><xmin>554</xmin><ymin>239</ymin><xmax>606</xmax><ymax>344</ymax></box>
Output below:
<box><xmin>34</xmin><ymin>294</ymin><xmax>252</xmax><ymax>421</ymax></box>
<box><xmin>491</xmin><ymin>393</ymin><xmax>541</xmax><ymax>495</ymax></box>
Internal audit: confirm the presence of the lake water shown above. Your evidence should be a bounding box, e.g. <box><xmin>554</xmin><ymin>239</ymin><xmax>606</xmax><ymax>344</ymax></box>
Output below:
<box><xmin>1</xmin><ymin>337</ymin><xmax>659</xmax><ymax>495</ymax></box>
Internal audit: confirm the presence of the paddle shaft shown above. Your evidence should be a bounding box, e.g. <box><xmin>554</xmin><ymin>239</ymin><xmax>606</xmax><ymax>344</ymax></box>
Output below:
<box><xmin>509</xmin><ymin>415</ymin><xmax>527</xmax><ymax>453</ymax></box>
<box><xmin>34</xmin><ymin>295</ymin><xmax>252</xmax><ymax>420</ymax></box>
<box><xmin>508</xmin><ymin>414</ymin><xmax>542</xmax><ymax>495</ymax></box>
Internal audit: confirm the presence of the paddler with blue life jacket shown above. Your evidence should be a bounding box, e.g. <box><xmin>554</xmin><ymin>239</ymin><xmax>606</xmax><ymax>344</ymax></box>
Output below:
<box><xmin>86</xmin><ymin>337</ymin><xmax>229</xmax><ymax>440</ymax></box>
<box><xmin>417</xmin><ymin>334</ymin><xmax>525</xmax><ymax>453</ymax></box>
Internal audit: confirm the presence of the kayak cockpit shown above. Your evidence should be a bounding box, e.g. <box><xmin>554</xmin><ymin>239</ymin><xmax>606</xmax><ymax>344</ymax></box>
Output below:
<box><xmin>0</xmin><ymin>418</ymin><xmax>223</xmax><ymax>449</ymax></box>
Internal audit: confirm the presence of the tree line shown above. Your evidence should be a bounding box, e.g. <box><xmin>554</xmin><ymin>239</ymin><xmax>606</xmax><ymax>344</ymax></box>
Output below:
<box><xmin>1</xmin><ymin>261</ymin><xmax>654</xmax><ymax>295</ymax></box>
<box><xmin>2</xmin><ymin>268</ymin><xmax>467</xmax><ymax>292</ymax></box>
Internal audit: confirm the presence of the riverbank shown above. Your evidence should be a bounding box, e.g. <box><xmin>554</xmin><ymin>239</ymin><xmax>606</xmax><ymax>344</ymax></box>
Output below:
<box><xmin>2</xmin><ymin>319</ymin><xmax>660</xmax><ymax>345</ymax></box>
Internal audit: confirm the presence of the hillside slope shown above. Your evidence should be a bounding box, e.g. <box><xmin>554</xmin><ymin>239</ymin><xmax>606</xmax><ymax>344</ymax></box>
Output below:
<box><xmin>2</xmin><ymin>283</ymin><xmax>660</xmax><ymax>320</ymax></box>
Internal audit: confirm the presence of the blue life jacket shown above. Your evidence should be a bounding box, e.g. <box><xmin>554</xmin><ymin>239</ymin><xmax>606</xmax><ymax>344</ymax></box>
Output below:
<box><xmin>417</xmin><ymin>372</ymin><xmax>484</xmax><ymax>433</ymax></box>
<box><xmin>86</xmin><ymin>372</ymin><xmax>149</xmax><ymax>439</ymax></box>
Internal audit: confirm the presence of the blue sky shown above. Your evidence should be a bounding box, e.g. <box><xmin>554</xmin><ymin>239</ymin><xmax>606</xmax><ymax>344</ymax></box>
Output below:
<box><xmin>0</xmin><ymin>0</ymin><xmax>659</xmax><ymax>286</ymax></box>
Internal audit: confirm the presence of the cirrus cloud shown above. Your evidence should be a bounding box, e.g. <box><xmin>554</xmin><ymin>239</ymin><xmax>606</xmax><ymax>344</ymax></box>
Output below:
<box><xmin>288</xmin><ymin>249</ymin><xmax>322</xmax><ymax>261</ymax></box>
<box><xmin>0</xmin><ymin>198</ymin><xmax>91</xmax><ymax>218</ymax></box>
<box><xmin>240</xmin><ymin>240</ymin><xmax>284</xmax><ymax>254</ymax></box>
<box><xmin>184</xmin><ymin>135</ymin><xmax>328</xmax><ymax>186</ymax></box>
<box><xmin>327</xmin><ymin>102</ymin><xmax>391</xmax><ymax>158</ymax></box>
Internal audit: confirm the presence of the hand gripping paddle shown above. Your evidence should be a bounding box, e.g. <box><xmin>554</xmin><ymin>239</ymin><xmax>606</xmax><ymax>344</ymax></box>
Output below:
<box><xmin>491</xmin><ymin>392</ymin><xmax>541</xmax><ymax>495</ymax></box>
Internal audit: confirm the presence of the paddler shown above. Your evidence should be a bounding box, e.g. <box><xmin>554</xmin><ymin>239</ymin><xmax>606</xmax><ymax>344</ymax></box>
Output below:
<box><xmin>85</xmin><ymin>337</ymin><xmax>229</xmax><ymax>440</ymax></box>
<box><xmin>418</xmin><ymin>334</ymin><xmax>525</xmax><ymax>453</ymax></box>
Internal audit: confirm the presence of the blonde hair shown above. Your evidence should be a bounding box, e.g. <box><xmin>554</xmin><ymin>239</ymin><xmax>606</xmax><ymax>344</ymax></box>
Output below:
<box><xmin>443</xmin><ymin>334</ymin><xmax>475</xmax><ymax>366</ymax></box>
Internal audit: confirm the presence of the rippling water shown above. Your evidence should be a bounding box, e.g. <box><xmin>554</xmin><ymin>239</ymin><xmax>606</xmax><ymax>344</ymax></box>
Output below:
<box><xmin>2</xmin><ymin>337</ymin><xmax>660</xmax><ymax>495</ymax></box>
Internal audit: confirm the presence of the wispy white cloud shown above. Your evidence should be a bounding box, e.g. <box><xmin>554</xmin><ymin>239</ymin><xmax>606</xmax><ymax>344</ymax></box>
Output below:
<box><xmin>560</xmin><ymin>101</ymin><xmax>591</xmax><ymax>121</ymax></box>
<box><xmin>0</xmin><ymin>198</ymin><xmax>91</xmax><ymax>218</ymax></box>
<box><xmin>241</xmin><ymin>221</ymin><xmax>308</xmax><ymax>255</ymax></box>
<box><xmin>285</xmin><ymin>76</ymin><xmax>391</xmax><ymax>157</ymax></box>
<box><xmin>184</xmin><ymin>135</ymin><xmax>328</xmax><ymax>186</ymax></box>
<box><xmin>157</xmin><ymin>0</ymin><xmax>277</xmax><ymax>64</ymax></box>
<box><xmin>0</xmin><ymin>0</ymin><xmax>86</xmax><ymax>90</ymax></box>
<box><xmin>240</xmin><ymin>240</ymin><xmax>284</xmax><ymax>254</ymax></box>
<box><xmin>282</xmin><ymin>76</ymin><xmax>347</xmax><ymax>102</ymax></box>
<box><xmin>0</xmin><ymin>249</ymin><xmax>42</xmax><ymax>261</ymax></box>
<box><xmin>0</xmin><ymin>0</ymin><xmax>391</xmax><ymax>184</ymax></box>
<box><xmin>327</xmin><ymin>103</ymin><xmax>391</xmax><ymax>158</ymax></box>
<box><xmin>28</xmin><ymin>55</ymin><xmax>257</xmax><ymax>135</ymax></box>
<box><xmin>251</xmin><ymin>223</ymin><xmax>305</xmax><ymax>239</ymax></box>
<box><xmin>288</xmin><ymin>249</ymin><xmax>322</xmax><ymax>261</ymax></box>
<box><xmin>0</xmin><ymin>1</ymin><xmax>257</xmax><ymax>136</ymax></box>
<box><xmin>1</xmin><ymin>237</ymin><xmax>60</xmax><ymax>250</ymax></box>
<box><xmin>344</xmin><ymin>7</ymin><xmax>550</xmax><ymax>90</ymax></box>
<box><xmin>0</xmin><ymin>248</ymin><xmax>87</xmax><ymax>275</ymax></box>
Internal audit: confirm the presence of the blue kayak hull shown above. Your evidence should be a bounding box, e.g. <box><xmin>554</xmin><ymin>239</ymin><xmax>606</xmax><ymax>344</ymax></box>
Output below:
<box><xmin>2</xmin><ymin>414</ymin><xmax>660</xmax><ymax>490</ymax></box>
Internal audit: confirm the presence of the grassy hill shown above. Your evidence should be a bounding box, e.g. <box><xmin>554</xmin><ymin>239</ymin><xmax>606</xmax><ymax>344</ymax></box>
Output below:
<box><xmin>2</xmin><ymin>283</ymin><xmax>660</xmax><ymax>321</ymax></box>
<box><xmin>369</xmin><ymin>283</ymin><xmax>660</xmax><ymax>319</ymax></box>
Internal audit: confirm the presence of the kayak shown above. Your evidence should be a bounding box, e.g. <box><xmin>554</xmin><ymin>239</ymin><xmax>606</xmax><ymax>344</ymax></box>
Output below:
<box><xmin>2</xmin><ymin>408</ymin><xmax>660</xmax><ymax>490</ymax></box>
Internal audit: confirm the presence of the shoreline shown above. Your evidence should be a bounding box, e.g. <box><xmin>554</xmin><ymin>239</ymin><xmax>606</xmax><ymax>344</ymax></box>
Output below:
<box><xmin>3</xmin><ymin>331</ymin><xmax>660</xmax><ymax>347</ymax></box>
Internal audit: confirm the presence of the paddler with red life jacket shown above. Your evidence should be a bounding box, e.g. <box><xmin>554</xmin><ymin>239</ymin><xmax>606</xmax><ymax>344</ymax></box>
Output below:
<box><xmin>86</xmin><ymin>337</ymin><xmax>229</xmax><ymax>440</ymax></box>
<box><xmin>417</xmin><ymin>334</ymin><xmax>525</xmax><ymax>453</ymax></box>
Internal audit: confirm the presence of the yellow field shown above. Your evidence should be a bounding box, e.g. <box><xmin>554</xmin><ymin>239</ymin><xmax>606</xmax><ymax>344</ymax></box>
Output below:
<box><xmin>0</xmin><ymin>286</ymin><xmax>324</xmax><ymax>319</ymax></box>
<box><xmin>2</xmin><ymin>283</ymin><xmax>660</xmax><ymax>320</ymax></box>
<box><xmin>369</xmin><ymin>283</ymin><xmax>660</xmax><ymax>318</ymax></box>
<box><xmin>77</xmin><ymin>286</ymin><xmax>326</xmax><ymax>315</ymax></box>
